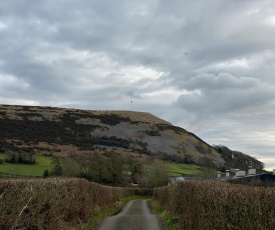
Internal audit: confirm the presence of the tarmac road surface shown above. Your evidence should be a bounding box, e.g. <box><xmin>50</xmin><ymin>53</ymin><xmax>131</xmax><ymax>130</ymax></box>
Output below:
<box><xmin>96</xmin><ymin>200</ymin><xmax>163</xmax><ymax>230</ymax></box>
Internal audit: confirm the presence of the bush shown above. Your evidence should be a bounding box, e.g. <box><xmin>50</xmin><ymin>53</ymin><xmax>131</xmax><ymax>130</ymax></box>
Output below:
<box><xmin>138</xmin><ymin>163</ymin><xmax>169</xmax><ymax>188</ymax></box>
<box><xmin>43</xmin><ymin>170</ymin><xmax>49</xmax><ymax>178</ymax></box>
<box><xmin>153</xmin><ymin>181</ymin><xmax>275</xmax><ymax>229</ymax></box>
<box><xmin>4</xmin><ymin>151</ymin><xmax>36</xmax><ymax>165</ymax></box>
<box><xmin>0</xmin><ymin>178</ymin><xmax>152</xmax><ymax>229</ymax></box>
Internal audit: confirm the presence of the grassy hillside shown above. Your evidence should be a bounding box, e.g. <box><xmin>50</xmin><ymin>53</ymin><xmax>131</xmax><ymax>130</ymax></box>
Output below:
<box><xmin>0</xmin><ymin>104</ymin><xmax>264</xmax><ymax>173</ymax></box>
<box><xmin>165</xmin><ymin>162</ymin><xmax>204</xmax><ymax>176</ymax></box>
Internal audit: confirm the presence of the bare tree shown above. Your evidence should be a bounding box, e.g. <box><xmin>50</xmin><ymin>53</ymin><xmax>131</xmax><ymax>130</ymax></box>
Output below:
<box><xmin>107</xmin><ymin>152</ymin><xmax>125</xmax><ymax>186</ymax></box>
<box><xmin>138</xmin><ymin>162</ymin><xmax>169</xmax><ymax>188</ymax></box>
<box><xmin>62</xmin><ymin>158</ymin><xmax>81</xmax><ymax>177</ymax></box>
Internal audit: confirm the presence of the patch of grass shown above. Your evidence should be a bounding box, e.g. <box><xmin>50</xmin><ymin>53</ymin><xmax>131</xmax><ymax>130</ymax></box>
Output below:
<box><xmin>149</xmin><ymin>199</ymin><xmax>181</xmax><ymax>230</ymax></box>
<box><xmin>0</xmin><ymin>154</ymin><xmax>52</xmax><ymax>177</ymax></box>
<box><xmin>35</xmin><ymin>154</ymin><xmax>53</xmax><ymax>166</ymax></box>
<box><xmin>81</xmin><ymin>196</ymin><xmax>150</xmax><ymax>230</ymax></box>
<box><xmin>165</xmin><ymin>162</ymin><xmax>203</xmax><ymax>176</ymax></box>
<box><xmin>80</xmin><ymin>206</ymin><xmax>117</xmax><ymax>230</ymax></box>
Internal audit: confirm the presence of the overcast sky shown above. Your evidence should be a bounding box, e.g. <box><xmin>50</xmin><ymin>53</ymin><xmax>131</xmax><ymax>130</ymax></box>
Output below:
<box><xmin>1</xmin><ymin>0</ymin><xmax>275</xmax><ymax>170</ymax></box>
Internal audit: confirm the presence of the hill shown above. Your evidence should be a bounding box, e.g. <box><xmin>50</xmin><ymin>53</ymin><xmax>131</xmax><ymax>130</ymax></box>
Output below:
<box><xmin>213</xmin><ymin>145</ymin><xmax>264</xmax><ymax>171</ymax></box>
<box><xmin>0</xmin><ymin>104</ymin><xmax>226</xmax><ymax>168</ymax></box>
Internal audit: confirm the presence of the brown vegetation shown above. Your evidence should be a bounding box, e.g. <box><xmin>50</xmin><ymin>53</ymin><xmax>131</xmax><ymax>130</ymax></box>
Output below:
<box><xmin>0</xmin><ymin>104</ymin><xmax>226</xmax><ymax>168</ymax></box>
<box><xmin>0</xmin><ymin>178</ymin><xmax>152</xmax><ymax>229</ymax></box>
<box><xmin>153</xmin><ymin>181</ymin><xmax>275</xmax><ymax>229</ymax></box>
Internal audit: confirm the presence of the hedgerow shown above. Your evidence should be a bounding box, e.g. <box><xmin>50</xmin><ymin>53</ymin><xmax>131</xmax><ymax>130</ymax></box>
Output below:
<box><xmin>0</xmin><ymin>178</ymin><xmax>152</xmax><ymax>229</ymax></box>
<box><xmin>153</xmin><ymin>181</ymin><xmax>275</xmax><ymax>230</ymax></box>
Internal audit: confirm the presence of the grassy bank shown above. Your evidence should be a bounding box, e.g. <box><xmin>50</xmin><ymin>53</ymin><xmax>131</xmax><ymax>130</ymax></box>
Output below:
<box><xmin>149</xmin><ymin>199</ymin><xmax>181</xmax><ymax>230</ymax></box>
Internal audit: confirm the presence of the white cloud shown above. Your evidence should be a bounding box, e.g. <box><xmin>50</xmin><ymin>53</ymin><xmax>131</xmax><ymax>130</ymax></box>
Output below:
<box><xmin>0</xmin><ymin>74</ymin><xmax>29</xmax><ymax>89</ymax></box>
<box><xmin>0</xmin><ymin>21</ymin><xmax>7</xmax><ymax>29</ymax></box>
<box><xmin>212</xmin><ymin>59</ymin><xmax>250</xmax><ymax>69</ymax></box>
<box><xmin>0</xmin><ymin>98</ymin><xmax>39</xmax><ymax>106</ymax></box>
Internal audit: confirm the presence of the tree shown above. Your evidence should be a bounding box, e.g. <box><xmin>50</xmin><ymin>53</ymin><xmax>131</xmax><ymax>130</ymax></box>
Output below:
<box><xmin>24</xmin><ymin>152</ymin><xmax>35</xmax><ymax>164</ymax></box>
<box><xmin>43</xmin><ymin>169</ymin><xmax>49</xmax><ymax>178</ymax></box>
<box><xmin>138</xmin><ymin>162</ymin><xmax>169</xmax><ymax>188</ymax></box>
<box><xmin>87</xmin><ymin>153</ymin><xmax>108</xmax><ymax>183</ymax></box>
<box><xmin>197</xmin><ymin>166</ymin><xmax>216</xmax><ymax>179</ymax></box>
<box><xmin>4</xmin><ymin>150</ymin><xmax>36</xmax><ymax>165</ymax></box>
<box><xmin>10</xmin><ymin>153</ymin><xmax>17</xmax><ymax>163</ymax></box>
<box><xmin>62</xmin><ymin>158</ymin><xmax>81</xmax><ymax>177</ymax></box>
<box><xmin>83</xmin><ymin>152</ymin><xmax>125</xmax><ymax>185</ymax></box>
<box><xmin>51</xmin><ymin>156</ymin><xmax>63</xmax><ymax>176</ymax></box>
<box><xmin>4</xmin><ymin>150</ymin><xmax>17</xmax><ymax>163</ymax></box>
<box><xmin>106</xmin><ymin>152</ymin><xmax>124</xmax><ymax>186</ymax></box>
<box><xmin>127</xmin><ymin>157</ymin><xmax>142</xmax><ymax>181</ymax></box>
<box><xmin>18</xmin><ymin>154</ymin><xmax>23</xmax><ymax>164</ymax></box>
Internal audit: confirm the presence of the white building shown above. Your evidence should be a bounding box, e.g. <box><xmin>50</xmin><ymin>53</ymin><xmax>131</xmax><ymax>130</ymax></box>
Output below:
<box><xmin>236</xmin><ymin>170</ymin><xmax>245</xmax><ymax>177</ymax></box>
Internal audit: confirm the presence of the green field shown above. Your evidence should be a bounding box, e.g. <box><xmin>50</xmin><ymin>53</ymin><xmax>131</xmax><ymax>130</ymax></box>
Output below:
<box><xmin>0</xmin><ymin>153</ymin><xmax>205</xmax><ymax>178</ymax></box>
<box><xmin>165</xmin><ymin>162</ymin><xmax>204</xmax><ymax>176</ymax></box>
<box><xmin>0</xmin><ymin>154</ymin><xmax>52</xmax><ymax>177</ymax></box>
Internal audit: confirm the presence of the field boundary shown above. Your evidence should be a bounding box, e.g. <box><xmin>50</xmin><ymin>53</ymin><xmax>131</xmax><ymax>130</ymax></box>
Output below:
<box><xmin>0</xmin><ymin>178</ymin><xmax>152</xmax><ymax>229</ymax></box>
<box><xmin>154</xmin><ymin>181</ymin><xmax>275</xmax><ymax>229</ymax></box>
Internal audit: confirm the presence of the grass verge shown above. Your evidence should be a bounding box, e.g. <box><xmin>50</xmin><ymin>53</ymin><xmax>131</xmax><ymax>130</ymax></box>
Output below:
<box><xmin>148</xmin><ymin>199</ymin><xmax>181</xmax><ymax>230</ymax></box>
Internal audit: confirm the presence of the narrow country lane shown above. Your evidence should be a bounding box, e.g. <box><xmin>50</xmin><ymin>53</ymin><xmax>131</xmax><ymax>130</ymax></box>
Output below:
<box><xmin>96</xmin><ymin>200</ymin><xmax>163</xmax><ymax>230</ymax></box>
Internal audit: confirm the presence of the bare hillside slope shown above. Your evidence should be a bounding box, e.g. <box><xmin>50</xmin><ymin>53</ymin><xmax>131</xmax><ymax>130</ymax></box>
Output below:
<box><xmin>0</xmin><ymin>104</ymin><xmax>224</xmax><ymax>167</ymax></box>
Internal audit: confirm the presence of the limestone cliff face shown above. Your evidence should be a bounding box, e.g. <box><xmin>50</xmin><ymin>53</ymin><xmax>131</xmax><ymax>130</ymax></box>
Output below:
<box><xmin>0</xmin><ymin>104</ymin><xmax>225</xmax><ymax>167</ymax></box>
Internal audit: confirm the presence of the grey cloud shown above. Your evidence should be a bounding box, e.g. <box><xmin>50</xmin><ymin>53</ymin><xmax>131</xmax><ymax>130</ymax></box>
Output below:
<box><xmin>0</xmin><ymin>0</ymin><xmax>275</xmax><ymax>169</ymax></box>
<box><xmin>123</xmin><ymin>90</ymin><xmax>141</xmax><ymax>99</ymax></box>
<box><xmin>177</xmin><ymin>73</ymin><xmax>275</xmax><ymax>116</ymax></box>
<box><xmin>183</xmin><ymin>73</ymin><xmax>261</xmax><ymax>91</ymax></box>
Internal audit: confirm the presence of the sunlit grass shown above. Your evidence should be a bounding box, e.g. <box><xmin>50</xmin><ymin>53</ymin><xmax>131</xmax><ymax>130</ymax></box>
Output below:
<box><xmin>0</xmin><ymin>154</ymin><xmax>52</xmax><ymax>177</ymax></box>
<box><xmin>165</xmin><ymin>162</ymin><xmax>204</xmax><ymax>176</ymax></box>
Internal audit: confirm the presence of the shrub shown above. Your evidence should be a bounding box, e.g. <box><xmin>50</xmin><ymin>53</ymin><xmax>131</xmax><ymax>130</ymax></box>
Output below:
<box><xmin>0</xmin><ymin>178</ymin><xmax>152</xmax><ymax>229</ymax></box>
<box><xmin>43</xmin><ymin>170</ymin><xmax>49</xmax><ymax>178</ymax></box>
<box><xmin>4</xmin><ymin>151</ymin><xmax>36</xmax><ymax>165</ymax></box>
<box><xmin>154</xmin><ymin>181</ymin><xmax>275</xmax><ymax>229</ymax></box>
<box><xmin>138</xmin><ymin>162</ymin><xmax>169</xmax><ymax>188</ymax></box>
